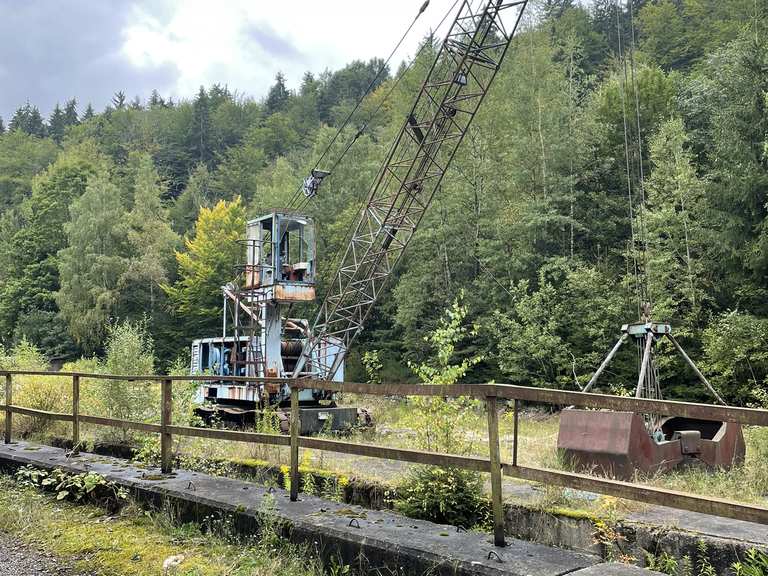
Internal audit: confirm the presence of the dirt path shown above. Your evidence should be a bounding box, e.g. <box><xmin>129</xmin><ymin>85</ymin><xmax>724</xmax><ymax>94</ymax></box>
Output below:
<box><xmin>0</xmin><ymin>532</ymin><xmax>89</xmax><ymax>576</ymax></box>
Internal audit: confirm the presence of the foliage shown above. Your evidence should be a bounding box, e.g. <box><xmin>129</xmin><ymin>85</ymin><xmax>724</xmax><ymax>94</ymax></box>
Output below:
<box><xmin>732</xmin><ymin>548</ymin><xmax>768</xmax><ymax>576</ymax></box>
<box><xmin>56</xmin><ymin>169</ymin><xmax>128</xmax><ymax>350</ymax></box>
<box><xmin>702</xmin><ymin>311</ymin><xmax>768</xmax><ymax>405</ymax></box>
<box><xmin>0</xmin><ymin>474</ymin><xmax>327</xmax><ymax>576</ymax></box>
<box><xmin>395</xmin><ymin>295</ymin><xmax>490</xmax><ymax>528</ymax></box>
<box><xmin>361</xmin><ymin>350</ymin><xmax>383</xmax><ymax>386</ymax></box>
<box><xmin>0</xmin><ymin>5</ymin><xmax>765</xmax><ymax>407</ymax></box>
<box><xmin>15</xmin><ymin>465</ymin><xmax>128</xmax><ymax>510</ymax></box>
<box><xmin>403</xmin><ymin>292</ymin><xmax>482</xmax><ymax>454</ymax></box>
<box><xmin>163</xmin><ymin>197</ymin><xmax>246</xmax><ymax>334</ymax></box>
<box><xmin>395</xmin><ymin>465</ymin><xmax>490</xmax><ymax>529</ymax></box>
<box><xmin>98</xmin><ymin>320</ymin><xmax>159</xmax><ymax>442</ymax></box>
<box><xmin>645</xmin><ymin>550</ymin><xmax>679</xmax><ymax>575</ymax></box>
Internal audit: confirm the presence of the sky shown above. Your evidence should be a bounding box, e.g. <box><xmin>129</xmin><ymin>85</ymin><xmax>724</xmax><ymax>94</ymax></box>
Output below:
<box><xmin>0</xmin><ymin>0</ymin><xmax>462</xmax><ymax>123</ymax></box>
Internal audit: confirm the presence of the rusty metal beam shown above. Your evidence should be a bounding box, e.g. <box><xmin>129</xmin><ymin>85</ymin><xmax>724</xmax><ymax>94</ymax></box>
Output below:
<box><xmin>503</xmin><ymin>464</ymin><xmax>768</xmax><ymax>525</ymax></box>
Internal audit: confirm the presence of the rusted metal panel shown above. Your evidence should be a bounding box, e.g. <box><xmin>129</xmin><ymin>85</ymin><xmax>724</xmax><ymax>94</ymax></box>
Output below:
<box><xmin>275</xmin><ymin>284</ymin><xmax>315</xmax><ymax>302</ymax></box>
<box><xmin>557</xmin><ymin>410</ymin><xmax>746</xmax><ymax>481</ymax></box>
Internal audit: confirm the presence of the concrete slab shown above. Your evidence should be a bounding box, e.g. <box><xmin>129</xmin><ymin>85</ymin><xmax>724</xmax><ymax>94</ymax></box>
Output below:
<box><xmin>572</xmin><ymin>564</ymin><xmax>665</xmax><ymax>575</ymax></box>
<box><xmin>626</xmin><ymin>506</ymin><xmax>768</xmax><ymax>546</ymax></box>
<box><xmin>0</xmin><ymin>441</ymin><xmax>600</xmax><ymax>576</ymax></box>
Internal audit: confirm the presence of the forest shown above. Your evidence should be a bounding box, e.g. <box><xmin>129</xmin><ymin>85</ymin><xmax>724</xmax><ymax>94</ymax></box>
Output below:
<box><xmin>0</xmin><ymin>0</ymin><xmax>766</xmax><ymax>405</ymax></box>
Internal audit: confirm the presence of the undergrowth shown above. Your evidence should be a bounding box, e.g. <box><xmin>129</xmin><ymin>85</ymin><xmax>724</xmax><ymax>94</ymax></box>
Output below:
<box><xmin>0</xmin><ymin>471</ymin><xmax>332</xmax><ymax>576</ymax></box>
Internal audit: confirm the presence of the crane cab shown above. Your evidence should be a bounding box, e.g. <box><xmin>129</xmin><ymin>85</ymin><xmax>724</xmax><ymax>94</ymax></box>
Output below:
<box><xmin>244</xmin><ymin>212</ymin><xmax>316</xmax><ymax>303</ymax></box>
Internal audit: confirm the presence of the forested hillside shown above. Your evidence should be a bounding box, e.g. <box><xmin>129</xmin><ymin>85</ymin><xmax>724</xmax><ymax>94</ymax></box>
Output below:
<box><xmin>0</xmin><ymin>1</ymin><xmax>766</xmax><ymax>404</ymax></box>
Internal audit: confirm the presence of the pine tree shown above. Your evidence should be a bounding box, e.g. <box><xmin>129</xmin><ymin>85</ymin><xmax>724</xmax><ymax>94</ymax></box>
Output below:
<box><xmin>82</xmin><ymin>103</ymin><xmax>95</xmax><ymax>121</ymax></box>
<box><xmin>63</xmin><ymin>99</ymin><xmax>79</xmax><ymax>126</ymax></box>
<box><xmin>265</xmin><ymin>72</ymin><xmax>290</xmax><ymax>114</ymax></box>
<box><xmin>189</xmin><ymin>86</ymin><xmax>211</xmax><ymax>164</ymax></box>
<box><xmin>9</xmin><ymin>103</ymin><xmax>46</xmax><ymax>137</ymax></box>
<box><xmin>169</xmin><ymin>163</ymin><xmax>212</xmax><ymax>234</ymax></box>
<box><xmin>643</xmin><ymin>118</ymin><xmax>709</xmax><ymax>323</ymax></box>
<box><xmin>112</xmin><ymin>91</ymin><xmax>127</xmax><ymax>109</ymax></box>
<box><xmin>0</xmin><ymin>116</ymin><xmax>5</xmax><ymax>134</ymax></box>
<box><xmin>149</xmin><ymin>90</ymin><xmax>165</xmax><ymax>108</ymax></box>
<box><xmin>48</xmin><ymin>103</ymin><xmax>66</xmax><ymax>144</ymax></box>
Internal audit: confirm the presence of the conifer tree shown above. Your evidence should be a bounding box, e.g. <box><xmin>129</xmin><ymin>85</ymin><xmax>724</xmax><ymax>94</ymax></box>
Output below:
<box><xmin>265</xmin><ymin>72</ymin><xmax>290</xmax><ymax>114</ymax></box>
<box><xmin>82</xmin><ymin>103</ymin><xmax>95</xmax><ymax>121</ymax></box>
<box><xmin>48</xmin><ymin>103</ymin><xmax>66</xmax><ymax>144</ymax></box>
<box><xmin>63</xmin><ymin>99</ymin><xmax>79</xmax><ymax>126</ymax></box>
<box><xmin>190</xmin><ymin>86</ymin><xmax>211</xmax><ymax>165</ymax></box>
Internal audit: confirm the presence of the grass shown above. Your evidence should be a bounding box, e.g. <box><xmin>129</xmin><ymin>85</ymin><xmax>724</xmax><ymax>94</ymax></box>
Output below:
<box><xmin>0</xmin><ymin>474</ymin><xmax>327</xmax><ymax>576</ymax></box>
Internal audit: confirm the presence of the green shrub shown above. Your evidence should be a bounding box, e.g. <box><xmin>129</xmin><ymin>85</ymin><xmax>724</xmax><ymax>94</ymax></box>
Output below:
<box><xmin>733</xmin><ymin>548</ymin><xmax>768</xmax><ymax>576</ymax></box>
<box><xmin>1</xmin><ymin>340</ymin><xmax>70</xmax><ymax>437</ymax></box>
<box><xmin>395</xmin><ymin>465</ymin><xmax>490</xmax><ymax>529</ymax></box>
<box><xmin>98</xmin><ymin>320</ymin><xmax>159</xmax><ymax>442</ymax></box>
<box><xmin>15</xmin><ymin>465</ymin><xmax>128</xmax><ymax>511</ymax></box>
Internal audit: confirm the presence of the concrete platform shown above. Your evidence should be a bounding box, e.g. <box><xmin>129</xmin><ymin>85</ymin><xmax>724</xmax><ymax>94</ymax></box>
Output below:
<box><xmin>0</xmin><ymin>440</ymin><xmax>632</xmax><ymax>576</ymax></box>
<box><xmin>573</xmin><ymin>565</ymin><xmax>664</xmax><ymax>575</ymax></box>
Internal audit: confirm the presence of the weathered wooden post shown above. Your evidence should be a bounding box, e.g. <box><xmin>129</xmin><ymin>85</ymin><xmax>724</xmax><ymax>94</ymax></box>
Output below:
<box><xmin>72</xmin><ymin>374</ymin><xmax>80</xmax><ymax>453</ymax></box>
<box><xmin>4</xmin><ymin>373</ymin><xmax>11</xmax><ymax>444</ymax></box>
<box><xmin>486</xmin><ymin>395</ymin><xmax>505</xmax><ymax>547</ymax></box>
<box><xmin>289</xmin><ymin>386</ymin><xmax>300</xmax><ymax>501</ymax></box>
<box><xmin>161</xmin><ymin>378</ymin><xmax>173</xmax><ymax>474</ymax></box>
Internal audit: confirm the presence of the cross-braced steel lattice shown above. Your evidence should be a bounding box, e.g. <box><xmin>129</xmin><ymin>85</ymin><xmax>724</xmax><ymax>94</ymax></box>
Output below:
<box><xmin>293</xmin><ymin>0</ymin><xmax>528</xmax><ymax>380</ymax></box>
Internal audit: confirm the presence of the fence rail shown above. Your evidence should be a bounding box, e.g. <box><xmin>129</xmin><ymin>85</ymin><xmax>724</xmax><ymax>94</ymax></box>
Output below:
<box><xmin>1</xmin><ymin>370</ymin><xmax>768</xmax><ymax>547</ymax></box>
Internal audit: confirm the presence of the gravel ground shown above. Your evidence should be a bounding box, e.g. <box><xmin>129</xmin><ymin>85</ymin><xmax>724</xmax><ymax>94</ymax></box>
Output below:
<box><xmin>0</xmin><ymin>532</ymin><xmax>89</xmax><ymax>576</ymax></box>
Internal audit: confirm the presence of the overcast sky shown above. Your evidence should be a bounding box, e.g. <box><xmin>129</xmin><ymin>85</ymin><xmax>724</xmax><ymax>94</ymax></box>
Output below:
<box><xmin>0</xmin><ymin>0</ymin><xmax>464</xmax><ymax>123</ymax></box>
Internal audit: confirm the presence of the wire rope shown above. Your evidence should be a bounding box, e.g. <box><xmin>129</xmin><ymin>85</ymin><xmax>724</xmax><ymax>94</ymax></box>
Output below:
<box><xmin>286</xmin><ymin>0</ymin><xmax>433</xmax><ymax>210</ymax></box>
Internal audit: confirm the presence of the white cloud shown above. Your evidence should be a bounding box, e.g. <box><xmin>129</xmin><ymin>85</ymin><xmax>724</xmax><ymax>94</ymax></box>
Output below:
<box><xmin>120</xmin><ymin>0</ymin><xmax>459</xmax><ymax>102</ymax></box>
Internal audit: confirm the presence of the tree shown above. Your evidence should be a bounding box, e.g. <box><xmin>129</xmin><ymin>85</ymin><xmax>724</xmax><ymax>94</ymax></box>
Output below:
<box><xmin>82</xmin><ymin>103</ymin><xmax>95</xmax><ymax>121</ymax></box>
<box><xmin>0</xmin><ymin>116</ymin><xmax>4</xmax><ymax>134</ymax></box>
<box><xmin>63</xmin><ymin>99</ymin><xmax>79</xmax><ymax>127</ymax></box>
<box><xmin>189</xmin><ymin>86</ymin><xmax>211</xmax><ymax>165</ymax></box>
<box><xmin>642</xmin><ymin>118</ymin><xmax>710</xmax><ymax>324</ymax></box>
<box><xmin>0</xmin><ymin>141</ymin><xmax>108</xmax><ymax>343</ymax></box>
<box><xmin>638</xmin><ymin>0</ymin><xmax>691</xmax><ymax>69</ymax></box>
<box><xmin>163</xmin><ymin>197</ymin><xmax>246</xmax><ymax>334</ymax></box>
<box><xmin>112</xmin><ymin>91</ymin><xmax>127</xmax><ymax>110</ymax></box>
<box><xmin>149</xmin><ymin>89</ymin><xmax>165</xmax><ymax>108</ymax></box>
<box><xmin>48</xmin><ymin>103</ymin><xmax>66</xmax><ymax>144</ymax></box>
<box><xmin>169</xmin><ymin>163</ymin><xmax>212</xmax><ymax>234</ymax></box>
<box><xmin>0</xmin><ymin>130</ymin><xmax>58</xmax><ymax>211</ymax></box>
<box><xmin>56</xmin><ymin>171</ymin><xmax>129</xmax><ymax>350</ymax></box>
<box><xmin>9</xmin><ymin>103</ymin><xmax>46</xmax><ymax>137</ymax></box>
<box><xmin>120</xmin><ymin>153</ymin><xmax>180</xmax><ymax>316</ymax></box>
<box><xmin>265</xmin><ymin>72</ymin><xmax>290</xmax><ymax>115</ymax></box>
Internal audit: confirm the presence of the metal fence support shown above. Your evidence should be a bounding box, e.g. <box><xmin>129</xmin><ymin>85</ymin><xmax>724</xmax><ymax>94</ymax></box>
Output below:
<box><xmin>290</xmin><ymin>387</ymin><xmax>300</xmax><ymax>502</ymax></box>
<box><xmin>72</xmin><ymin>374</ymin><xmax>80</xmax><ymax>453</ymax></box>
<box><xmin>4</xmin><ymin>374</ymin><xmax>11</xmax><ymax>444</ymax></box>
<box><xmin>486</xmin><ymin>395</ymin><xmax>505</xmax><ymax>547</ymax></box>
<box><xmin>512</xmin><ymin>398</ymin><xmax>519</xmax><ymax>467</ymax></box>
<box><xmin>161</xmin><ymin>378</ymin><xmax>173</xmax><ymax>474</ymax></box>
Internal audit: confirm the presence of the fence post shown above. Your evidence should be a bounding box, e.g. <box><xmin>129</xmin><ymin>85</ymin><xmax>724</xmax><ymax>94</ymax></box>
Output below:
<box><xmin>486</xmin><ymin>395</ymin><xmax>505</xmax><ymax>547</ymax></box>
<box><xmin>161</xmin><ymin>378</ymin><xmax>173</xmax><ymax>474</ymax></box>
<box><xmin>512</xmin><ymin>398</ymin><xmax>519</xmax><ymax>467</ymax></box>
<box><xmin>289</xmin><ymin>386</ymin><xmax>300</xmax><ymax>502</ymax></box>
<box><xmin>72</xmin><ymin>374</ymin><xmax>80</xmax><ymax>454</ymax></box>
<box><xmin>4</xmin><ymin>374</ymin><xmax>11</xmax><ymax>444</ymax></box>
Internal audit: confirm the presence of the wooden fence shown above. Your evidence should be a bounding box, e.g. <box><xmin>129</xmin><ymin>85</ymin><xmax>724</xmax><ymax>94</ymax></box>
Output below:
<box><xmin>2</xmin><ymin>370</ymin><xmax>768</xmax><ymax>547</ymax></box>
